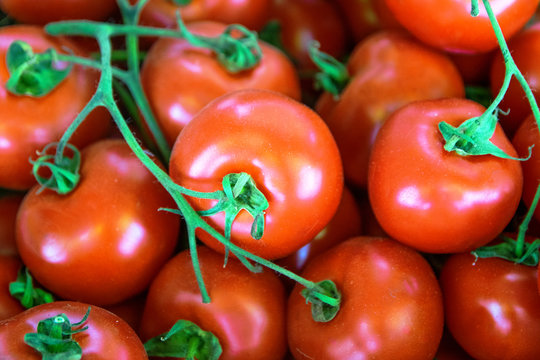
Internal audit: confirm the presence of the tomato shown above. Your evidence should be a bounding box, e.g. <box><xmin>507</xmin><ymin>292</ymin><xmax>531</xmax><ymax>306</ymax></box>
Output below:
<box><xmin>16</xmin><ymin>139</ymin><xmax>179</xmax><ymax>306</ymax></box>
<box><xmin>449</xmin><ymin>50</ymin><xmax>496</xmax><ymax>86</ymax></box>
<box><xmin>316</xmin><ymin>30</ymin><xmax>464</xmax><ymax>189</ymax></box>
<box><xmin>440</xmin><ymin>251</ymin><xmax>540</xmax><ymax>359</ymax></box>
<box><xmin>104</xmin><ymin>293</ymin><xmax>146</xmax><ymax>332</ymax></box>
<box><xmin>0</xmin><ymin>193</ymin><xmax>24</xmax><ymax>256</ymax></box>
<box><xmin>435</xmin><ymin>328</ymin><xmax>474</xmax><ymax>360</ymax></box>
<box><xmin>368</xmin><ymin>98</ymin><xmax>523</xmax><ymax>253</ymax></box>
<box><xmin>141</xmin><ymin>21</ymin><xmax>301</xmax><ymax>146</ymax></box>
<box><xmin>287</xmin><ymin>236</ymin><xmax>444</xmax><ymax>360</ymax></box>
<box><xmin>139</xmin><ymin>245</ymin><xmax>287</xmax><ymax>360</ymax></box>
<box><xmin>0</xmin><ymin>255</ymin><xmax>24</xmax><ymax>321</ymax></box>
<box><xmin>0</xmin><ymin>0</ymin><xmax>118</xmax><ymax>24</ymax></box>
<box><xmin>0</xmin><ymin>25</ymin><xmax>111</xmax><ymax>191</ymax></box>
<box><xmin>169</xmin><ymin>89</ymin><xmax>343</xmax><ymax>260</ymax></box>
<box><xmin>138</xmin><ymin>0</ymin><xmax>272</xmax><ymax>31</ymax></box>
<box><xmin>276</xmin><ymin>186</ymin><xmax>362</xmax><ymax>276</ymax></box>
<box><xmin>491</xmin><ymin>22</ymin><xmax>540</xmax><ymax>137</ymax></box>
<box><xmin>512</xmin><ymin>114</ymin><xmax>540</xmax><ymax>222</ymax></box>
<box><xmin>0</xmin><ymin>301</ymin><xmax>148</xmax><ymax>359</ymax></box>
<box><xmin>384</xmin><ymin>0</ymin><xmax>539</xmax><ymax>53</ymax></box>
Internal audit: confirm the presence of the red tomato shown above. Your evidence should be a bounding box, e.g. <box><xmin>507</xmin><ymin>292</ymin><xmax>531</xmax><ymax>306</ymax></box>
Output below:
<box><xmin>169</xmin><ymin>89</ymin><xmax>343</xmax><ymax>260</ymax></box>
<box><xmin>435</xmin><ymin>328</ymin><xmax>475</xmax><ymax>360</ymax></box>
<box><xmin>384</xmin><ymin>0</ymin><xmax>539</xmax><ymax>53</ymax></box>
<box><xmin>0</xmin><ymin>25</ymin><xmax>111</xmax><ymax>191</ymax></box>
<box><xmin>449</xmin><ymin>50</ymin><xmax>496</xmax><ymax>85</ymax></box>
<box><xmin>0</xmin><ymin>301</ymin><xmax>148</xmax><ymax>359</ymax></box>
<box><xmin>138</xmin><ymin>0</ymin><xmax>272</xmax><ymax>31</ymax></box>
<box><xmin>316</xmin><ymin>30</ymin><xmax>464</xmax><ymax>189</ymax></box>
<box><xmin>0</xmin><ymin>0</ymin><xmax>118</xmax><ymax>24</ymax></box>
<box><xmin>491</xmin><ymin>22</ymin><xmax>540</xmax><ymax>137</ymax></box>
<box><xmin>0</xmin><ymin>193</ymin><xmax>24</xmax><ymax>256</ymax></box>
<box><xmin>104</xmin><ymin>293</ymin><xmax>146</xmax><ymax>333</ymax></box>
<box><xmin>287</xmin><ymin>236</ymin><xmax>444</xmax><ymax>360</ymax></box>
<box><xmin>16</xmin><ymin>139</ymin><xmax>179</xmax><ymax>306</ymax></box>
<box><xmin>512</xmin><ymin>114</ymin><xmax>540</xmax><ymax>222</ymax></box>
<box><xmin>0</xmin><ymin>255</ymin><xmax>24</xmax><ymax>321</ymax></box>
<box><xmin>440</xmin><ymin>252</ymin><xmax>540</xmax><ymax>359</ymax></box>
<box><xmin>368</xmin><ymin>98</ymin><xmax>523</xmax><ymax>253</ymax></box>
<box><xmin>139</xmin><ymin>246</ymin><xmax>287</xmax><ymax>360</ymax></box>
<box><xmin>141</xmin><ymin>21</ymin><xmax>301</xmax><ymax>146</ymax></box>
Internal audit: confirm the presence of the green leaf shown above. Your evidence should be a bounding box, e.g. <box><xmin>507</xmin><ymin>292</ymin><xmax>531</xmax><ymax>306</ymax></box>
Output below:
<box><xmin>9</xmin><ymin>266</ymin><xmax>54</xmax><ymax>309</ymax></box>
<box><xmin>144</xmin><ymin>320</ymin><xmax>222</xmax><ymax>360</ymax></box>
<box><xmin>5</xmin><ymin>40</ymin><xmax>72</xmax><ymax>97</ymax></box>
<box><xmin>301</xmin><ymin>280</ymin><xmax>341</xmax><ymax>322</ymax></box>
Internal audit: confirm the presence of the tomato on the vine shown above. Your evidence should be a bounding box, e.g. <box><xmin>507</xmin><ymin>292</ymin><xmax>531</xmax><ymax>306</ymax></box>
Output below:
<box><xmin>169</xmin><ymin>89</ymin><xmax>343</xmax><ymax>260</ymax></box>
<box><xmin>368</xmin><ymin>98</ymin><xmax>523</xmax><ymax>253</ymax></box>
<box><xmin>16</xmin><ymin>139</ymin><xmax>179</xmax><ymax>306</ymax></box>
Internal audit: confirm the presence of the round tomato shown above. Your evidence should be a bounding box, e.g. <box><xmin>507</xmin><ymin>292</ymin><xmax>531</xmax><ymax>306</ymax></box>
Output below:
<box><xmin>315</xmin><ymin>30</ymin><xmax>464</xmax><ymax>189</ymax></box>
<box><xmin>169</xmin><ymin>89</ymin><xmax>343</xmax><ymax>260</ymax></box>
<box><xmin>368</xmin><ymin>98</ymin><xmax>523</xmax><ymax>253</ymax></box>
<box><xmin>138</xmin><ymin>0</ymin><xmax>272</xmax><ymax>31</ymax></box>
<box><xmin>0</xmin><ymin>193</ymin><xmax>24</xmax><ymax>256</ymax></box>
<box><xmin>287</xmin><ymin>236</ymin><xmax>444</xmax><ymax>359</ymax></box>
<box><xmin>0</xmin><ymin>25</ymin><xmax>111</xmax><ymax>191</ymax></box>
<box><xmin>141</xmin><ymin>20</ymin><xmax>301</xmax><ymax>146</ymax></box>
<box><xmin>384</xmin><ymin>0</ymin><xmax>539</xmax><ymax>53</ymax></box>
<box><xmin>440</xmin><ymin>252</ymin><xmax>540</xmax><ymax>359</ymax></box>
<box><xmin>0</xmin><ymin>301</ymin><xmax>148</xmax><ymax>359</ymax></box>
<box><xmin>0</xmin><ymin>255</ymin><xmax>24</xmax><ymax>321</ymax></box>
<box><xmin>139</xmin><ymin>245</ymin><xmax>287</xmax><ymax>360</ymax></box>
<box><xmin>16</xmin><ymin>139</ymin><xmax>179</xmax><ymax>306</ymax></box>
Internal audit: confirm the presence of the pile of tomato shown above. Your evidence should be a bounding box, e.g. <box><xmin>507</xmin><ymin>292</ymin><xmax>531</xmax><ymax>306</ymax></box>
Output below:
<box><xmin>1</xmin><ymin>0</ymin><xmax>540</xmax><ymax>359</ymax></box>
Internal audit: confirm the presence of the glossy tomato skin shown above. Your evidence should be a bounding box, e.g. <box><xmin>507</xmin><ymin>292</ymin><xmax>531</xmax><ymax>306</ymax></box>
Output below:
<box><xmin>287</xmin><ymin>236</ymin><xmax>444</xmax><ymax>360</ymax></box>
<box><xmin>141</xmin><ymin>21</ymin><xmax>301</xmax><ymax>146</ymax></box>
<box><xmin>491</xmin><ymin>22</ymin><xmax>540</xmax><ymax>137</ymax></box>
<box><xmin>316</xmin><ymin>30</ymin><xmax>464</xmax><ymax>189</ymax></box>
<box><xmin>0</xmin><ymin>25</ymin><xmax>111</xmax><ymax>191</ymax></box>
<box><xmin>0</xmin><ymin>301</ymin><xmax>148</xmax><ymax>359</ymax></box>
<box><xmin>138</xmin><ymin>0</ymin><xmax>272</xmax><ymax>31</ymax></box>
<box><xmin>440</xmin><ymin>252</ymin><xmax>540</xmax><ymax>359</ymax></box>
<box><xmin>512</xmin><ymin>114</ymin><xmax>540</xmax><ymax>222</ymax></box>
<box><xmin>0</xmin><ymin>255</ymin><xmax>24</xmax><ymax>321</ymax></box>
<box><xmin>0</xmin><ymin>193</ymin><xmax>24</xmax><ymax>256</ymax></box>
<box><xmin>368</xmin><ymin>98</ymin><xmax>523</xmax><ymax>253</ymax></box>
<box><xmin>385</xmin><ymin>0</ymin><xmax>539</xmax><ymax>53</ymax></box>
<box><xmin>0</xmin><ymin>0</ymin><xmax>117</xmax><ymax>24</ymax></box>
<box><xmin>16</xmin><ymin>139</ymin><xmax>179</xmax><ymax>306</ymax></box>
<box><xmin>169</xmin><ymin>89</ymin><xmax>343</xmax><ymax>260</ymax></box>
<box><xmin>139</xmin><ymin>246</ymin><xmax>287</xmax><ymax>360</ymax></box>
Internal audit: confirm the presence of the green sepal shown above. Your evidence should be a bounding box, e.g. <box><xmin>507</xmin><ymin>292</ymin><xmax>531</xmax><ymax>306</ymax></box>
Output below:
<box><xmin>301</xmin><ymin>279</ymin><xmax>341</xmax><ymax>323</ymax></box>
<box><xmin>471</xmin><ymin>237</ymin><xmax>540</xmax><ymax>266</ymax></box>
<box><xmin>6</xmin><ymin>40</ymin><xmax>72</xmax><ymax>97</ymax></box>
<box><xmin>438</xmin><ymin>110</ymin><xmax>533</xmax><ymax>160</ymax></box>
<box><xmin>24</xmin><ymin>308</ymin><xmax>90</xmax><ymax>360</ymax></box>
<box><xmin>9</xmin><ymin>266</ymin><xmax>54</xmax><ymax>309</ymax></box>
<box><xmin>144</xmin><ymin>320</ymin><xmax>222</xmax><ymax>360</ymax></box>
<box><xmin>308</xmin><ymin>41</ymin><xmax>349</xmax><ymax>99</ymax></box>
<box><xmin>169</xmin><ymin>0</ymin><xmax>192</xmax><ymax>5</ymax></box>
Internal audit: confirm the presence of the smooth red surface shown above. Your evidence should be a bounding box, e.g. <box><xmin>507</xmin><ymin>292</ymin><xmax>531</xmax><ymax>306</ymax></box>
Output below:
<box><xmin>16</xmin><ymin>139</ymin><xmax>179</xmax><ymax>306</ymax></box>
<box><xmin>169</xmin><ymin>89</ymin><xmax>343</xmax><ymax>260</ymax></box>
<box><xmin>139</xmin><ymin>246</ymin><xmax>287</xmax><ymax>360</ymax></box>
<box><xmin>440</xmin><ymin>252</ymin><xmax>540</xmax><ymax>360</ymax></box>
<box><xmin>287</xmin><ymin>237</ymin><xmax>444</xmax><ymax>360</ymax></box>
<box><xmin>368</xmin><ymin>98</ymin><xmax>523</xmax><ymax>253</ymax></box>
<box><xmin>0</xmin><ymin>301</ymin><xmax>148</xmax><ymax>359</ymax></box>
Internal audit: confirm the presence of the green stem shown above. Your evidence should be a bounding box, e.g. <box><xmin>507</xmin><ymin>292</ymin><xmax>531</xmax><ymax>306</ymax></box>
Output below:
<box><xmin>516</xmin><ymin>184</ymin><xmax>540</xmax><ymax>257</ymax></box>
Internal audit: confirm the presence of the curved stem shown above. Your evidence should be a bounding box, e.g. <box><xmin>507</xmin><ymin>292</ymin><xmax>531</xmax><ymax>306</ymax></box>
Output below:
<box><xmin>516</xmin><ymin>184</ymin><xmax>540</xmax><ymax>257</ymax></box>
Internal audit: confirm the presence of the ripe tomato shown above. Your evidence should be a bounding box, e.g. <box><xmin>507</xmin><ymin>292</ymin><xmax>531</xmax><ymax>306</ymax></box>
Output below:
<box><xmin>0</xmin><ymin>301</ymin><xmax>148</xmax><ymax>359</ymax></box>
<box><xmin>316</xmin><ymin>30</ymin><xmax>464</xmax><ymax>189</ymax></box>
<box><xmin>138</xmin><ymin>0</ymin><xmax>272</xmax><ymax>31</ymax></box>
<box><xmin>440</xmin><ymin>252</ymin><xmax>540</xmax><ymax>359</ymax></box>
<box><xmin>368</xmin><ymin>98</ymin><xmax>523</xmax><ymax>253</ymax></box>
<box><xmin>0</xmin><ymin>25</ymin><xmax>111</xmax><ymax>191</ymax></box>
<box><xmin>512</xmin><ymin>114</ymin><xmax>540</xmax><ymax>222</ymax></box>
<box><xmin>0</xmin><ymin>193</ymin><xmax>23</xmax><ymax>256</ymax></box>
<box><xmin>287</xmin><ymin>236</ymin><xmax>444</xmax><ymax>360</ymax></box>
<box><xmin>384</xmin><ymin>0</ymin><xmax>539</xmax><ymax>53</ymax></box>
<box><xmin>0</xmin><ymin>255</ymin><xmax>24</xmax><ymax>321</ymax></box>
<box><xmin>16</xmin><ymin>139</ymin><xmax>179</xmax><ymax>306</ymax></box>
<box><xmin>141</xmin><ymin>21</ymin><xmax>301</xmax><ymax>146</ymax></box>
<box><xmin>0</xmin><ymin>0</ymin><xmax>118</xmax><ymax>24</ymax></box>
<box><xmin>169</xmin><ymin>89</ymin><xmax>343</xmax><ymax>260</ymax></box>
<box><xmin>139</xmin><ymin>246</ymin><xmax>287</xmax><ymax>360</ymax></box>
<box><xmin>491</xmin><ymin>22</ymin><xmax>540</xmax><ymax>137</ymax></box>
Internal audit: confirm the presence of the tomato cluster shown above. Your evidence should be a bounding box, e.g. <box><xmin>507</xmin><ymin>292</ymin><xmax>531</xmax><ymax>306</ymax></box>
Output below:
<box><xmin>0</xmin><ymin>0</ymin><xmax>540</xmax><ymax>359</ymax></box>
